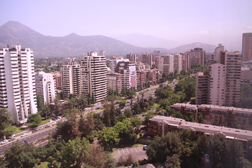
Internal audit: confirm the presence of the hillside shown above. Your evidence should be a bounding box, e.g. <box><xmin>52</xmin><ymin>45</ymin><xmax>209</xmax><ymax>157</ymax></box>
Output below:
<box><xmin>0</xmin><ymin>21</ymin><xmax>216</xmax><ymax>57</ymax></box>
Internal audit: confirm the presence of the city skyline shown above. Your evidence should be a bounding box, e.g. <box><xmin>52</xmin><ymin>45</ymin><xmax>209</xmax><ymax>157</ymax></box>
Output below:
<box><xmin>0</xmin><ymin>0</ymin><xmax>252</xmax><ymax>51</ymax></box>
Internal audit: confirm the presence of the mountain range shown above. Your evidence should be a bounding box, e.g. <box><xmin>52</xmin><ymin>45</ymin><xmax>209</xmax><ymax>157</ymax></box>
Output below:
<box><xmin>0</xmin><ymin>21</ymin><xmax>216</xmax><ymax>58</ymax></box>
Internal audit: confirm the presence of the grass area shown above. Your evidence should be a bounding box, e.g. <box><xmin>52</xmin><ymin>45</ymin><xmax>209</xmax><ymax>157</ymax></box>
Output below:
<box><xmin>34</xmin><ymin>162</ymin><xmax>49</xmax><ymax>168</ymax></box>
<box><xmin>25</xmin><ymin>119</ymin><xmax>51</xmax><ymax>128</ymax></box>
<box><xmin>14</xmin><ymin>127</ymin><xmax>26</xmax><ymax>134</ymax></box>
<box><xmin>77</xmin><ymin>108</ymin><xmax>104</xmax><ymax>119</ymax></box>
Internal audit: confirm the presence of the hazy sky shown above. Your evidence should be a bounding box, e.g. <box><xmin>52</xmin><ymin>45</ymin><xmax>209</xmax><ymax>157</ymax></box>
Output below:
<box><xmin>0</xmin><ymin>0</ymin><xmax>252</xmax><ymax>50</ymax></box>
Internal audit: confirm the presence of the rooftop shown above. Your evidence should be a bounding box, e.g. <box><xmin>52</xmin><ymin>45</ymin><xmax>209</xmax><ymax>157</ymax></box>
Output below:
<box><xmin>150</xmin><ymin>115</ymin><xmax>252</xmax><ymax>141</ymax></box>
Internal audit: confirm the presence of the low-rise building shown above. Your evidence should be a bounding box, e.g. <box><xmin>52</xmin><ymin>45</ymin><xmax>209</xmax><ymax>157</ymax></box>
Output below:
<box><xmin>148</xmin><ymin>115</ymin><xmax>252</xmax><ymax>156</ymax></box>
<box><xmin>171</xmin><ymin>103</ymin><xmax>252</xmax><ymax>128</ymax></box>
<box><xmin>106</xmin><ymin>73</ymin><xmax>122</xmax><ymax>93</ymax></box>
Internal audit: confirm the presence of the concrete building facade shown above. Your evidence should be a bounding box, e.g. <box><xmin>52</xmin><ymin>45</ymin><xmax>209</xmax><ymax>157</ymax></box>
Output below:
<box><xmin>53</xmin><ymin>72</ymin><xmax>61</xmax><ymax>89</ymax></box>
<box><xmin>196</xmin><ymin>72</ymin><xmax>209</xmax><ymax>105</ymax></box>
<box><xmin>242</xmin><ymin>33</ymin><xmax>252</xmax><ymax>61</ymax></box>
<box><xmin>115</xmin><ymin>61</ymin><xmax>137</xmax><ymax>89</ymax></box>
<box><xmin>162</xmin><ymin>54</ymin><xmax>174</xmax><ymax>75</ymax></box>
<box><xmin>174</xmin><ymin>54</ymin><xmax>182</xmax><ymax>73</ymax></box>
<box><xmin>35</xmin><ymin>71</ymin><xmax>56</xmax><ymax>105</ymax></box>
<box><xmin>61</xmin><ymin>61</ymin><xmax>81</xmax><ymax>98</ymax></box>
<box><xmin>0</xmin><ymin>45</ymin><xmax>37</xmax><ymax>124</ymax></box>
<box><xmin>225</xmin><ymin>52</ymin><xmax>241</xmax><ymax>106</ymax></box>
<box><xmin>106</xmin><ymin>73</ymin><xmax>122</xmax><ymax>93</ymax></box>
<box><xmin>81</xmin><ymin>52</ymin><xmax>107</xmax><ymax>102</ymax></box>
<box><xmin>208</xmin><ymin>63</ymin><xmax>226</xmax><ymax>106</ymax></box>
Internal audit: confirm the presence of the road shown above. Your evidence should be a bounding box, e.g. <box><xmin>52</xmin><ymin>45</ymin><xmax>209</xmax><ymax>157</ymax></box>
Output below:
<box><xmin>0</xmin><ymin>79</ymin><xmax>178</xmax><ymax>155</ymax></box>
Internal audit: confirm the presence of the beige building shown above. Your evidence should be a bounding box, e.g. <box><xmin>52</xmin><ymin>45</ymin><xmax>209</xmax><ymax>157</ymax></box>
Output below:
<box><xmin>106</xmin><ymin>73</ymin><xmax>122</xmax><ymax>93</ymax></box>
<box><xmin>174</xmin><ymin>54</ymin><xmax>182</xmax><ymax>74</ymax></box>
<box><xmin>162</xmin><ymin>54</ymin><xmax>174</xmax><ymax>75</ymax></box>
<box><xmin>35</xmin><ymin>71</ymin><xmax>56</xmax><ymax>105</ymax></box>
<box><xmin>61</xmin><ymin>61</ymin><xmax>81</xmax><ymax>98</ymax></box>
<box><xmin>187</xmin><ymin>48</ymin><xmax>205</xmax><ymax>68</ymax></box>
<box><xmin>81</xmin><ymin>52</ymin><xmax>107</xmax><ymax>102</ymax></box>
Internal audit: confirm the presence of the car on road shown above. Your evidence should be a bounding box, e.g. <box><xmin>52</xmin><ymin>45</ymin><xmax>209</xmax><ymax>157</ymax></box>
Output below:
<box><xmin>95</xmin><ymin>107</ymin><xmax>100</xmax><ymax>110</ymax></box>
<box><xmin>21</xmin><ymin>133</ymin><xmax>28</xmax><ymax>137</ymax></box>
<box><xmin>1</xmin><ymin>139</ymin><xmax>9</xmax><ymax>145</ymax></box>
<box><xmin>32</xmin><ymin>129</ymin><xmax>38</xmax><ymax>133</ymax></box>
<box><xmin>143</xmin><ymin>145</ymin><xmax>147</xmax><ymax>150</ymax></box>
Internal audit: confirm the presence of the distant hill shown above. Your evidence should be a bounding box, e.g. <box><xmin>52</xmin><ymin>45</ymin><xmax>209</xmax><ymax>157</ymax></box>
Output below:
<box><xmin>168</xmin><ymin>42</ymin><xmax>216</xmax><ymax>53</ymax></box>
<box><xmin>0</xmin><ymin>21</ymin><xmax>216</xmax><ymax>57</ymax></box>
<box><xmin>0</xmin><ymin>21</ymin><xmax>169</xmax><ymax>58</ymax></box>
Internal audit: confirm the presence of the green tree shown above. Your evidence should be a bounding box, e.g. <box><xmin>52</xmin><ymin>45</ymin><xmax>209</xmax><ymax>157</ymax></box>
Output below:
<box><xmin>41</xmin><ymin>105</ymin><xmax>51</xmax><ymax>120</ymax></box>
<box><xmin>36</xmin><ymin>94</ymin><xmax>43</xmax><ymax>111</ymax></box>
<box><xmin>5</xmin><ymin>142</ymin><xmax>37</xmax><ymax>168</ymax></box>
<box><xmin>146</xmin><ymin>132</ymin><xmax>182</xmax><ymax>163</ymax></box>
<box><xmin>124</xmin><ymin>109</ymin><xmax>132</xmax><ymax>118</ymax></box>
<box><xmin>144</xmin><ymin>112</ymin><xmax>155</xmax><ymax>125</ymax></box>
<box><xmin>27</xmin><ymin>113</ymin><xmax>42</xmax><ymax>125</ymax></box>
<box><xmin>164</xmin><ymin>154</ymin><xmax>181</xmax><ymax>168</ymax></box>
<box><xmin>0</xmin><ymin>108</ymin><xmax>13</xmax><ymax>138</ymax></box>
<box><xmin>148</xmin><ymin>96</ymin><xmax>155</xmax><ymax>106</ymax></box>
<box><xmin>98</xmin><ymin>127</ymin><xmax>120</xmax><ymax>151</ymax></box>
<box><xmin>119</xmin><ymin>100</ymin><xmax>126</xmax><ymax>108</ymax></box>
<box><xmin>55</xmin><ymin>137</ymin><xmax>90</xmax><ymax>168</ymax></box>
<box><xmin>198</xmin><ymin>115</ymin><xmax>203</xmax><ymax>123</ymax></box>
<box><xmin>91</xmin><ymin>93</ymin><xmax>96</xmax><ymax>104</ymax></box>
<box><xmin>130</xmin><ymin>116</ymin><xmax>142</xmax><ymax>128</ymax></box>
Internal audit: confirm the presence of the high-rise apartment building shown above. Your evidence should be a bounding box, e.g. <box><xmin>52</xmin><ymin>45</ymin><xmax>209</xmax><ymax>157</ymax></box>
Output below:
<box><xmin>106</xmin><ymin>73</ymin><xmax>122</xmax><ymax>93</ymax></box>
<box><xmin>81</xmin><ymin>52</ymin><xmax>107</xmax><ymax>102</ymax></box>
<box><xmin>208</xmin><ymin>63</ymin><xmax>226</xmax><ymax>106</ymax></box>
<box><xmin>195</xmin><ymin>44</ymin><xmax>241</xmax><ymax>106</ymax></box>
<box><xmin>162</xmin><ymin>54</ymin><xmax>174</xmax><ymax>75</ymax></box>
<box><xmin>110</xmin><ymin>56</ymin><xmax>129</xmax><ymax>72</ymax></box>
<box><xmin>182</xmin><ymin>54</ymin><xmax>188</xmax><ymax>72</ymax></box>
<box><xmin>115</xmin><ymin>61</ymin><xmax>137</xmax><ymax>89</ymax></box>
<box><xmin>174</xmin><ymin>54</ymin><xmax>182</xmax><ymax>73</ymax></box>
<box><xmin>126</xmin><ymin>53</ymin><xmax>136</xmax><ymax>63</ymax></box>
<box><xmin>195</xmin><ymin>72</ymin><xmax>208</xmax><ymax>105</ymax></box>
<box><xmin>141</xmin><ymin>53</ymin><xmax>153</xmax><ymax>67</ymax></box>
<box><xmin>61</xmin><ymin>61</ymin><xmax>81</xmax><ymax>98</ymax></box>
<box><xmin>225</xmin><ymin>52</ymin><xmax>241</xmax><ymax>106</ymax></box>
<box><xmin>35</xmin><ymin>71</ymin><xmax>56</xmax><ymax>105</ymax></box>
<box><xmin>187</xmin><ymin>48</ymin><xmax>205</xmax><ymax>68</ymax></box>
<box><xmin>0</xmin><ymin>45</ymin><xmax>37</xmax><ymax>124</ymax></box>
<box><xmin>242</xmin><ymin>33</ymin><xmax>252</xmax><ymax>61</ymax></box>
<box><xmin>155</xmin><ymin>56</ymin><xmax>164</xmax><ymax>73</ymax></box>
<box><xmin>53</xmin><ymin>72</ymin><xmax>61</xmax><ymax>89</ymax></box>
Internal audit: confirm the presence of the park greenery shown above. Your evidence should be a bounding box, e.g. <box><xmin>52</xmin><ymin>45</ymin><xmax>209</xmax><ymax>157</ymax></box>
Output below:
<box><xmin>146</xmin><ymin>131</ymin><xmax>251</xmax><ymax>168</ymax></box>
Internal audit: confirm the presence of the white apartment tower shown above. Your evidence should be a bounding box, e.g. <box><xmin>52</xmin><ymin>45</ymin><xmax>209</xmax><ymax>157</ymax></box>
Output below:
<box><xmin>0</xmin><ymin>45</ymin><xmax>37</xmax><ymax>124</ymax></box>
<box><xmin>162</xmin><ymin>54</ymin><xmax>174</xmax><ymax>75</ymax></box>
<box><xmin>174</xmin><ymin>54</ymin><xmax>182</xmax><ymax>74</ymax></box>
<box><xmin>61</xmin><ymin>61</ymin><xmax>81</xmax><ymax>98</ymax></box>
<box><xmin>81</xmin><ymin>52</ymin><xmax>107</xmax><ymax>102</ymax></box>
<box><xmin>208</xmin><ymin>63</ymin><xmax>226</xmax><ymax>106</ymax></box>
<box><xmin>35</xmin><ymin>71</ymin><xmax>56</xmax><ymax>105</ymax></box>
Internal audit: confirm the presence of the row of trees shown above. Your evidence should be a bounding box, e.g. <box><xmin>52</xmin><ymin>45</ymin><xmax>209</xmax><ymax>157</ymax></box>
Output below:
<box><xmin>153</xmin><ymin>77</ymin><xmax>201</xmax><ymax>123</ymax></box>
<box><xmin>3</xmin><ymin>136</ymin><xmax>116</xmax><ymax>168</ymax></box>
<box><xmin>146</xmin><ymin>131</ymin><xmax>251</xmax><ymax>168</ymax></box>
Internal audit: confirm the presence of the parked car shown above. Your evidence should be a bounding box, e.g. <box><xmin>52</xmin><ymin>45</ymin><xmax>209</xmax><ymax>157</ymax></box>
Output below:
<box><xmin>52</xmin><ymin>118</ymin><xmax>57</xmax><ymax>121</ymax></box>
<box><xmin>21</xmin><ymin>133</ymin><xmax>28</xmax><ymax>137</ymax></box>
<box><xmin>32</xmin><ymin>129</ymin><xmax>38</xmax><ymax>133</ymax></box>
<box><xmin>1</xmin><ymin>139</ymin><xmax>9</xmax><ymax>145</ymax></box>
<box><xmin>8</xmin><ymin>134</ymin><xmax>15</xmax><ymax>139</ymax></box>
<box><xmin>143</xmin><ymin>145</ymin><xmax>147</xmax><ymax>150</ymax></box>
